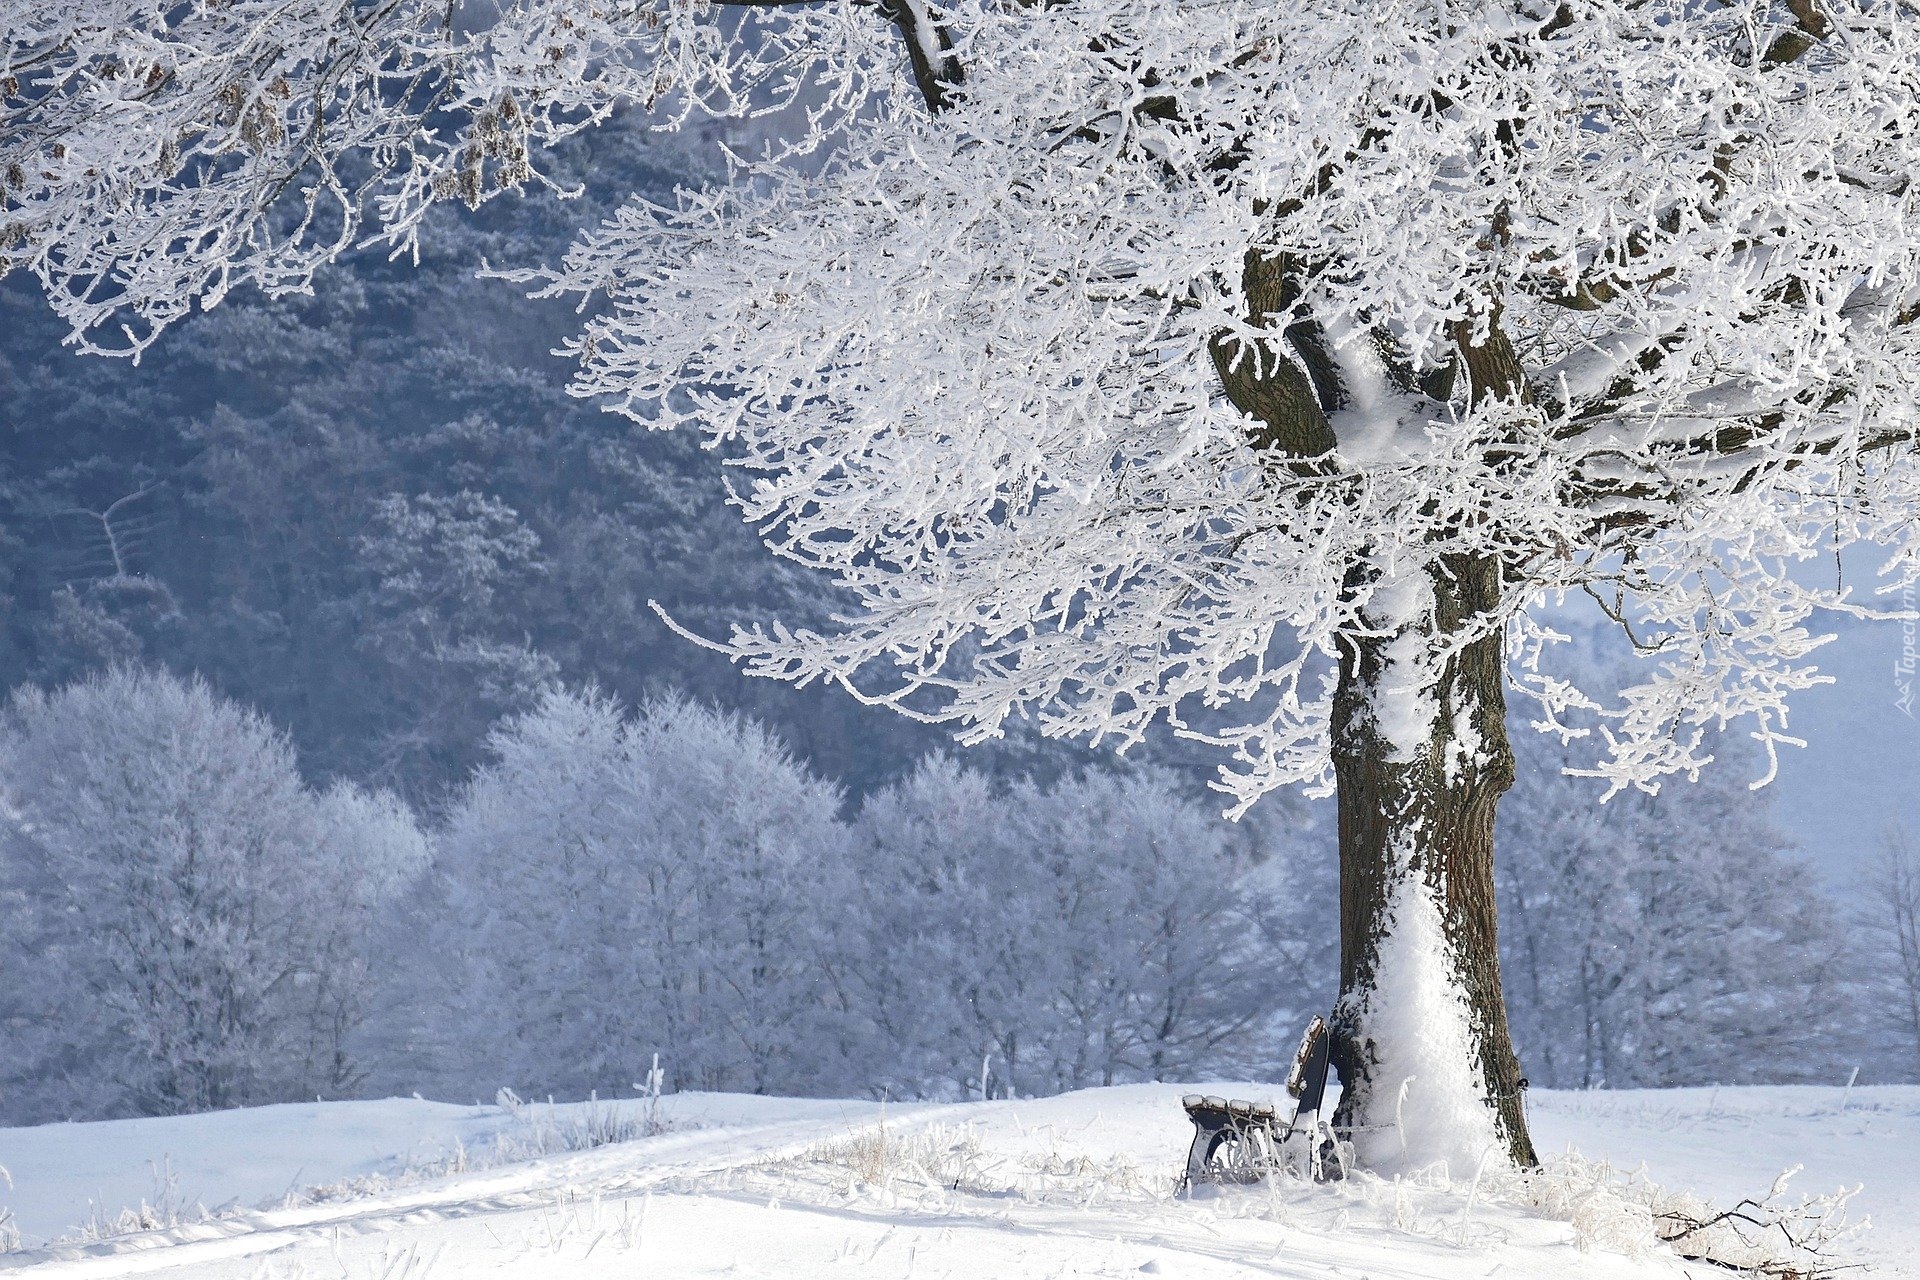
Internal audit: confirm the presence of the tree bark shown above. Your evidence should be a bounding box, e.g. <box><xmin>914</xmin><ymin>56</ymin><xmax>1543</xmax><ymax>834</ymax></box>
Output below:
<box><xmin>1327</xmin><ymin>552</ymin><xmax>1539</xmax><ymax>1170</ymax></box>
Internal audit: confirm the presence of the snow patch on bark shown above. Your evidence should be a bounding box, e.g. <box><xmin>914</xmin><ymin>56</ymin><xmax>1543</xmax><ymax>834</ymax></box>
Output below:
<box><xmin>1325</xmin><ymin>322</ymin><xmax>1426</xmax><ymax>469</ymax></box>
<box><xmin>1354</xmin><ymin>870</ymin><xmax>1507</xmax><ymax>1178</ymax></box>
<box><xmin>1443</xmin><ymin>697</ymin><xmax>1485</xmax><ymax>784</ymax></box>
<box><xmin>1366</xmin><ymin>571</ymin><xmax>1438</xmax><ymax>765</ymax></box>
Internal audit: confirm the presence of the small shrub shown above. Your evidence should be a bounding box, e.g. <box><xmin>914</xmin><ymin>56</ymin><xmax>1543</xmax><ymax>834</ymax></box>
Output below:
<box><xmin>492</xmin><ymin>1095</ymin><xmax>665</xmax><ymax>1162</ymax></box>
<box><xmin>0</xmin><ymin>1162</ymin><xmax>17</xmax><ymax>1253</ymax></box>
<box><xmin>1508</xmin><ymin>1155</ymin><xmax>1863</xmax><ymax>1280</ymax></box>
<box><xmin>74</xmin><ymin>1159</ymin><xmax>202</xmax><ymax>1243</ymax></box>
<box><xmin>1019</xmin><ymin>1149</ymin><xmax>1149</xmax><ymax>1198</ymax></box>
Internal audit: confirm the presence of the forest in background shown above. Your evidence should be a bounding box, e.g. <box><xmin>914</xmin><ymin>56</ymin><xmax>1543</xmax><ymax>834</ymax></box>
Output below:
<box><xmin>0</xmin><ymin>112</ymin><xmax>975</xmax><ymax>805</ymax></box>
<box><xmin>2</xmin><ymin>114</ymin><xmax>1917</xmax><ymax>1123</ymax></box>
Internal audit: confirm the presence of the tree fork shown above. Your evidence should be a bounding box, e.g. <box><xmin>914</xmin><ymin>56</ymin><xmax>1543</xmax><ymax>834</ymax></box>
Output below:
<box><xmin>1208</xmin><ymin>248</ymin><xmax>1339</xmax><ymax>461</ymax></box>
<box><xmin>1328</xmin><ymin>553</ymin><xmax>1538</xmax><ymax>1170</ymax></box>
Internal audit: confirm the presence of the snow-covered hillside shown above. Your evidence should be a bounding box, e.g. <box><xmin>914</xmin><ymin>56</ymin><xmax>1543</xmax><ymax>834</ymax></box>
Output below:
<box><xmin>1</xmin><ymin>1085</ymin><xmax>1911</xmax><ymax>1279</ymax></box>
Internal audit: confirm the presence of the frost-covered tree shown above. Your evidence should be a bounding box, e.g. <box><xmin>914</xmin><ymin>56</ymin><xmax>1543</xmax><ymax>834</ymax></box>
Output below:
<box><xmin>0</xmin><ymin>668</ymin><xmax>425</xmax><ymax>1121</ymax></box>
<box><xmin>351</xmin><ymin>490</ymin><xmax>559</xmax><ymax>783</ymax></box>
<box><xmin>1497</xmin><ymin>721</ymin><xmax>1848</xmax><ymax>1089</ymax></box>
<box><xmin>300</xmin><ymin>781</ymin><xmax>434</xmax><ymax>1095</ymax></box>
<box><xmin>1017</xmin><ymin>768</ymin><xmax>1285</xmax><ymax>1088</ymax></box>
<box><xmin>421</xmin><ymin>688</ymin><xmax>846</xmax><ymax>1098</ymax></box>
<box><xmin>838</xmin><ymin>759</ymin><xmax>1285</xmax><ymax>1098</ymax></box>
<box><xmin>1862</xmin><ymin>824</ymin><xmax>1920</xmax><ymax>1078</ymax></box>
<box><xmin>829</xmin><ymin>759</ymin><xmax>1017</xmax><ymax>1099</ymax></box>
<box><xmin>9</xmin><ymin>0</ymin><xmax>1920</xmax><ymax>1167</ymax></box>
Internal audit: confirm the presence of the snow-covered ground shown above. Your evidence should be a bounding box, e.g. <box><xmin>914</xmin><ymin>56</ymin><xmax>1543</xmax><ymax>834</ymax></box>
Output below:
<box><xmin>1</xmin><ymin>1085</ymin><xmax>1911</xmax><ymax>1278</ymax></box>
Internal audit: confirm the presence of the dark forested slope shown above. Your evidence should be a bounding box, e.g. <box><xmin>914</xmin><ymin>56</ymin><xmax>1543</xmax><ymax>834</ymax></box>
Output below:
<box><xmin>0</xmin><ymin>117</ymin><xmax>952</xmax><ymax>803</ymax></box>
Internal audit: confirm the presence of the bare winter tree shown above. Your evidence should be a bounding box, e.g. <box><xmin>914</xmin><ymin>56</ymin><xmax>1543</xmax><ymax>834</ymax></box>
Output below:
<box><xmin>1865</xmin><ymin>824</ymin><xmax>1920</xmax><ymax>1076</ymax></box>
<box><xmin>419</xmin><ymin>688</ymin><xmax>849</xmax><ymax>1098</ymax></box>
<box><xmin>6</xmin><ymin>0</ymin><xmax>1919</xmax><ymax>1169</ymax></box>
<box><xmin>1497</xmin><ymin>696</ymin><xmax>1851</xmax><ymax>1090</ymax></box>
<box><xmin>0</xmin><ymin>668</ymin><xmax>426</xmax><ymax>1120</ymax></box>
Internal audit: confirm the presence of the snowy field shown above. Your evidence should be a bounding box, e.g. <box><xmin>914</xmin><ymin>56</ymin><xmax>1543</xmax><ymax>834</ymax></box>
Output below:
<box><xmin>1</xmin><ymin>1085</ymin><xmax>1913</xmax><ymax>1279</ymax></box>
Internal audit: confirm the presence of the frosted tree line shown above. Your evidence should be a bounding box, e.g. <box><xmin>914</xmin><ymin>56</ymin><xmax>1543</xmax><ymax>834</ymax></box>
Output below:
<box><xmin>1496</xmin><ymin>730</ymin><xmax>1853</xmax><ymax>1089</ymax></box>
<box><xmin>330</xmin><ymin>690</ymin><xmax>1300</xmax><ymax>1105</ymax></box>
<box><xmin>0</xmin><ymin>663</ymin><xmax>1907</xmax><ymax>1125</ymax></box>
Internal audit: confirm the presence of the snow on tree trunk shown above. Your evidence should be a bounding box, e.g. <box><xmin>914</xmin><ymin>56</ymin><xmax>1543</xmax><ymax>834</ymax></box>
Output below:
<box><xmin>1330</xmin><ymin>554</ymin><xmax>1536</xmax><ymax>1171</ymax></box>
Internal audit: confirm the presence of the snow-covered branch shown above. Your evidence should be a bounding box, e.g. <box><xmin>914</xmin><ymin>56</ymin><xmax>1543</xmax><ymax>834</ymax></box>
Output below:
<box><xmin>0</xmin><ymin>0</ymin><xmax>909</xmax><ymax>356</ymax></box>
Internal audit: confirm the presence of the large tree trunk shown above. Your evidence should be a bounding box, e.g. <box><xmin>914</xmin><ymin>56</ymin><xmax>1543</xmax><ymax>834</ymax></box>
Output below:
<box><xmin>1327</xmin><ymin>553</ymin><xmax>1538</xmax><ymax>1172</ymax></box>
